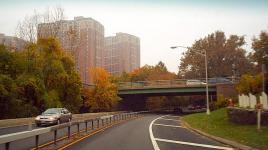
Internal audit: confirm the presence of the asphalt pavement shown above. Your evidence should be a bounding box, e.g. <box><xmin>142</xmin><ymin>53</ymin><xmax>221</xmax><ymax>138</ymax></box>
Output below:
<box><xmin>0</xmin><ymin>124</ymin><xmax>38</xmax><ymax>136</ymax></box>
<box><xmin>65</xmin><ymin>114</ymin><xmax>233</xmax><ymax>150</ymax></box>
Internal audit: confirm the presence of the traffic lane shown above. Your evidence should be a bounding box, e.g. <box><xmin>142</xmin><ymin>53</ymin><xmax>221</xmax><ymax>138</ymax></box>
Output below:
<box><xmin>0</xmin><ymin>115</ymin><xmax>113</xmax><ymax>136</ymax></box>
<box><xmin>0</xmin><ymin>119</ymin><xmax>99</xmax><ymax>150</ymax></box>
<box><xmin>66</xmin><ymin>114</ymin><xmax>161</xmax><ymax>150</ymax></box>
<box><xmin>154</xmin><ymin>117</ymin><xmax>182</xmax><ymax>126</ymax></box>
<box><xmin>157</xmin><ymin>140</ymin><xmax>224</xmax><ymax>150</ymax></box>
<box><xmin>153</xmin><ymin>116</ymin><xmax>231</xmax><ymax>150</ymax></box>
<box><xmin>0</xmin><ymin>124</ymin><xmax>39</xmax><ymax>136</ymax></box>
<box><xmin>153</xmin><ymin>120</ymin><xmax>226</xmax><ymax>146</ymax></box>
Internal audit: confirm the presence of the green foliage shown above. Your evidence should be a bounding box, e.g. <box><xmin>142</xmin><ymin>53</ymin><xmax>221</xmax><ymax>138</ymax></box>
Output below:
<box><xmin>215</xmin><ymin>94</ymin><xmax>228</xmax><ymax>109</ymax></box>
<box><xmin>0</xmin><ymin>39</ymin><xmax>82</xmax><ymax>119</ymax></box>
<box><xmin>236</xmin><ymin>74</ymin><xmax>263</xmax><ymax>95</ymax></box>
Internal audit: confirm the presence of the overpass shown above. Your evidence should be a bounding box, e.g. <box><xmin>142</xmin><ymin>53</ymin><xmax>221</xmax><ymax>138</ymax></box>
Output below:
<box><xmin>117</xmin><ymin>79</ymin><xmax>237</xmax><ymax>97</ymax></box>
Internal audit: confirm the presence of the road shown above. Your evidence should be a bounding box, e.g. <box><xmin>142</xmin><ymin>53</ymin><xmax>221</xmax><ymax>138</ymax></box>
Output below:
<box><xmin>65</xmin><ymin>114</ymin><xmax>233</xmax><ymax>150</ymax></box>
<box><xmin>0</xmin><ymin>124</ymin><xmax>38</xmax><ymax>136</ymax></box>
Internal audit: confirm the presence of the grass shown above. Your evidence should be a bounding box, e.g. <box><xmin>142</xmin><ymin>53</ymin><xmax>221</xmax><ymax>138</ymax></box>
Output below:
<box><xmin>183</xmin><ymin>108</ymin><xmax>268</xmax><ymax>150</ymax></box>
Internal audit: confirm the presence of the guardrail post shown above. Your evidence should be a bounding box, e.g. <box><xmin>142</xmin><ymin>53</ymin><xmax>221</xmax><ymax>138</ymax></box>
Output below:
<box><xmin>92</xmin><ymin>120</ymin><xmax>94</xmax><ymax>130</ymax></box>
<box><xmin>77</xmin><ymin>123</ymin><xmax>80</xmax><ymax>134</ymax></box>
<box><xmin>102</xmin><ymin>119</ymin><xmax>104</xmax><ymax>126</ymax></box>
<box><xmin>5</xmin><ymin>142</ymin><xmax>9</xmax><ymax>150</ymax></box>
<box><xmin>97</xmin><ymin>119</ymin><xmax>99</xmax><ymax>128</ymax></box>
<box><xmin>35</xmin><ymin>135</ymin><xmax>39</xmax><ymax>150</ymax></box>
<box><xmin>85</xmin><ymin>121</ymin><xmax>88</xmax><ymax>132</ymax></box>
<box><xmin>68</xmin><ymin>126</ymin><xmax>71</xmax><ymax>138</ymax></box>
<box><xmin>54</xmin><ymin>130</ymin><xmax>57</xmax><ymax>145</ymax></box>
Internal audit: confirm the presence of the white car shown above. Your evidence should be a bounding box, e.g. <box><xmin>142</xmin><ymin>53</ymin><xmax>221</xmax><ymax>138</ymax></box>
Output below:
<box><xmin>186</xmin><ymin>80</ymin><xmax>206</xmax><ymax>85</ymax></box>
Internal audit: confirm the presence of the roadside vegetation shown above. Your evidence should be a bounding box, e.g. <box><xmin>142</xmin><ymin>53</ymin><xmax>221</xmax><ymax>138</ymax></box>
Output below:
<box><xmin>183</xmin><ymin>108</ymin><xmax>268</xmax><ymax>150</ymax></box>
<box><xmin>0</xmin><ymin>38</ymin><xmax>82</xmax><ymax>118</ymax></box>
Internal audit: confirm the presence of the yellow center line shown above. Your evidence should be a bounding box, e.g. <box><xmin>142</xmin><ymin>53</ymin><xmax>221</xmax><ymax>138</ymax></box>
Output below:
<box><xmin>29</xmin><ymin>116</ymin><xmax>141</xmax><ymax>150</ymax></box>
<box><xmin>58</xmin><ymin>117</ymin><xmax>140</xmax><ymax>150</ymax></box>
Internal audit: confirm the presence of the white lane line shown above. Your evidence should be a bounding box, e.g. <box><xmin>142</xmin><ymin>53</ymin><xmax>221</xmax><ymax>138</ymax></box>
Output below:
<box><xmin>158</xmin><ymin>118</ymin><xmax>180</xmax><ymax>121</ymax></box>
<box><xmin>149</xmin><ymin>115</ymin><xmax>167</xmax><ymax>150</ymax></box>
<box><xmin>153</xmin><ymin>123</ymin><xmax>185</xmax><ymax>128</ymax></box>
<box><xmin>155</xmin><ymin>138</ymin><xmax>233</xmax><ymax>150</ymax></box>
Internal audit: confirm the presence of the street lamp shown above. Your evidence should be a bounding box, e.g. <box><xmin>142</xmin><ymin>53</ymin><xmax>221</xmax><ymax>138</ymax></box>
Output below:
<box><xmin>171</xmin><ymin>45</ymin><xmax>210</xmax><ymax>115</ymax></box>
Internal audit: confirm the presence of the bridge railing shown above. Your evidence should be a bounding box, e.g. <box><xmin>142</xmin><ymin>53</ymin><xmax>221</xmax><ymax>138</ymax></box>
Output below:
<box><xmin>118</xmin><ymin>77</ymin><xmax>239</xmax><ymax>89</ymax></box>
<box><xmin>0</xmin><ymin>112</ymin><xmax>146</xmax><ymax>150</ymax></box>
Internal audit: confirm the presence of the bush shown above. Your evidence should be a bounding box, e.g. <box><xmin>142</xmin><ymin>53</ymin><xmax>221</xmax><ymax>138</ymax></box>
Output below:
<box><xmin>227</xmin><ymin>107</ymin><xmax>268</xmax><ymax>125</ymax></box>
<box><xmin>215</xmin><ymin>94</ymin><xmax>228</xmax><ymax>109</ymax></box>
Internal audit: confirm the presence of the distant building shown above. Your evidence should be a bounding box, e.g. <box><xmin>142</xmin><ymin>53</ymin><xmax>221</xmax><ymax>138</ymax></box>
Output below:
<box><xmin>0</xmin><ymin>33</ymin><xmax>26</xmax><ymax>51</ymax></box>
<box><xmin>104</xmin><ymin>33</ymin><xmax>140</xmax><ymax>75</ymax></box>
<box><xmin>38</xmin><ymin>16</ymin><xmax>104</xmax><ymax>84</ymax></box>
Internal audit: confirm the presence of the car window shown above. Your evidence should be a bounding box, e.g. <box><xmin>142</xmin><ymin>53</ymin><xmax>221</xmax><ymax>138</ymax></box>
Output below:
<box><xmin>43</xmin><ymin>108</ymin><xmax>60</xmax><ymax>114</ymax></box>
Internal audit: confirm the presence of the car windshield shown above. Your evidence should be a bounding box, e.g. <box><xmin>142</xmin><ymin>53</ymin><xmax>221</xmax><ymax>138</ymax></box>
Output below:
<box><xmin>42</xmin><ymin>108</ymin><xmax>61</xmax><ymax>114</ymax></box>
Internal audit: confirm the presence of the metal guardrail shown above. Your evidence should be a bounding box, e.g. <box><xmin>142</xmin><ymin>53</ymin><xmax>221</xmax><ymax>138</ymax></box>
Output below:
<box><xmin>0</xmin><ymin>112</ymin><xmax>145</xmax><ymax>150</ymax></box>
<box><xmin>117</xmin><ymin>77</ymin><xmax>239</xmax><ymax>90</ymax></box>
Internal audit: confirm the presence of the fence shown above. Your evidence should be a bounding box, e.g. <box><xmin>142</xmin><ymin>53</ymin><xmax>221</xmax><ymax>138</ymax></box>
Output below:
<box><xmin>118</xmin><ymin>77</ymin><xmax>237</xmax><ymax>90</ymax></box>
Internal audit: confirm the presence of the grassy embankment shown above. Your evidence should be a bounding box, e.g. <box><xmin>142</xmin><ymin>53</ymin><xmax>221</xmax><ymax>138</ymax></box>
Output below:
<box><xmin>183</xmin><ymin>108</ymin><xmax>268</xmax><ymax>150</ymax></box>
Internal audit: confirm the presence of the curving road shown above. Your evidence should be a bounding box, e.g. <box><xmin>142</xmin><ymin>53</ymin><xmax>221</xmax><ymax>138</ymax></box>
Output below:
<box><xmin>65</xmin><ymin>114</ymin><xmax>233</xmax><ymax>150</ymax></box>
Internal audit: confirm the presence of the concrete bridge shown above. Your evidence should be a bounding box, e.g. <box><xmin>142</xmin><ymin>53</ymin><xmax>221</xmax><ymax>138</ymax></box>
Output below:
<box><xmin>117</xmin><ymin>79</ymin><xmax>237</xmax><ymax>98</ymax></box>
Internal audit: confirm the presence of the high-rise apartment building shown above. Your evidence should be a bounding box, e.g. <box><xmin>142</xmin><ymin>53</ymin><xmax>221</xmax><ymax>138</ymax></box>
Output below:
<box><xmin>38</xmin><ymin>16</ymin><xmax>104</xmax><ymax>84</ymax></box>
<box><xmin>0</xmin><ymin>33</ymin><xmax>25</xmax><ymax>51</ymax></box>
<box><xmin>104</xmin><ymin>33</ymin><xmax>140</xmax><ymax>75</ymax></box>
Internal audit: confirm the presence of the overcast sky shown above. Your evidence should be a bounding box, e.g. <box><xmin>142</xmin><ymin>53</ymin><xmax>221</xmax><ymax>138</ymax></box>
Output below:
<box><xmin>1</xmin><ymin>0</ymin><xmax>268</xmax><ymax>73</ymax></box>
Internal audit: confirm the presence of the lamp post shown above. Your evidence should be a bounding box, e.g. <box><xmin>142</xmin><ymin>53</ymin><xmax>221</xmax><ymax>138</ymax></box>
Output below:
<box><xmin>171</xmin><ymin>46</ymin><xmax>210</xmax><ymax>115</ymax></box>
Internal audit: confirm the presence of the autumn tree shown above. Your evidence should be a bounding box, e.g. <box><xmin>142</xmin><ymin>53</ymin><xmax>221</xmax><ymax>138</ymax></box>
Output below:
<box><xmin>179</xmin><ymin>31</ymin><xmax>253</xmax><ymax>78</ymax></box>
<box><xmin>85</xmin><ymin>68</ymin><xmax>119</xmax><ymax>112</ymax></box>
<box><xmin>236</xmin><ymin>74</ymin><xmax>263</xmax><ymax>95</ymax></box>
<box><xmin>250</xmin><ymin>31</ymin><xmax>268</xmax><ymax>77</ymax></box>
<box><xmin>129</xmin><ymin>61</ymin><xmax>176</xmax><ymax>81</ymax></box>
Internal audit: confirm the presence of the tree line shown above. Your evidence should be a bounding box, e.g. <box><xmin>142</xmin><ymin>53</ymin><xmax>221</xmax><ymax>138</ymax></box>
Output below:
<box><xmin>0</xmin><ymin>38</ymin><xmax>82</xmax><ymax>119</ymax></box>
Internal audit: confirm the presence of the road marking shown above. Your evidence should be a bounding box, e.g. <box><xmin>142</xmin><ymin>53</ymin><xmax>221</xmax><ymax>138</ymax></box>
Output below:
<box><xmin>149</xmin><ymin>115</ymin><xmax>167</xmax><ymax>150</ymax></box>
<box><xmin>153</xmin><ymin>123</ymin><xmax>185</xmax><ymax>128</ymax></box>
<box><xmin>158</xmin><ymin>118</ymin><xmax>180</xmax><ymax>121</ymax></box>
<box><xmin>155</xmin><ymin>138</ymin><xmax>233</xmax><ymax>150</ymax></box>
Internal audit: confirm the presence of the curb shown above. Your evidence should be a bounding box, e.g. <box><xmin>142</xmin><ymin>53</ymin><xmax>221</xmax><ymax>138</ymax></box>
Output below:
<box><xmin>180</xmin><ymin>119</ymin><xmax>257</xmax><ymax>150</ymax></box>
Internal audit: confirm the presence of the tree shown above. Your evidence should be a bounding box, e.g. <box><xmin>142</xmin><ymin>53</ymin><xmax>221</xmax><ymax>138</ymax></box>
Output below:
<box><xmin>16</xmin><ymin>6</ymin><xmax>65</xmax><ymax>43</ymax></box>
<box><xmin>38</xmin><ymin>38</ymin><xmax>82</xmax><ymax>112</ymax></box>
<box><xmin>250</xmin><ymin>31</ymin><xmax>268</xmax><ymax>75</ymax></box>
<box><xmin>128</xmin><ymin>61</ymin><xmax>176</xmax><ymax>82</ymax></box>
<box><xmin>85</xmin><ymin>68</ymin><xmax>119</xmax><ymax>112</ymax></box>
<box><xmin>0</xmin><ymin>38</ymin><xmax>82</xmax><ymax>118</ymax></box>
<box><xmin>179</xmin><ymin>31</ymin><xmax>253</xmax><ymax>78</ymax></box>
<box><xmin>236</xmin><ymin>74</ymin><xmax>263</xmax><ymax>95</ymax></box>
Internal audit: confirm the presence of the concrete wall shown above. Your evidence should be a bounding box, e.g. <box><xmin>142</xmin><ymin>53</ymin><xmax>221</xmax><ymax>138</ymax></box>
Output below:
<box><xmin>216</xmin><ymin>84</ymin><xmax>237</xmax><ymax>98</ymax></box>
